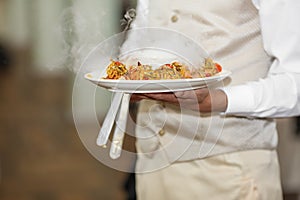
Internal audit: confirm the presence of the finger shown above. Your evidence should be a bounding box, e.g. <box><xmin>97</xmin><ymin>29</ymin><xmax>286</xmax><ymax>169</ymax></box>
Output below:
<box><xmin>174</xmin><ymin>90</ymin><xmax>196</xmax><ymax>99</ymax></box>
<box><xmin>130</xmin><ymin>94</ymin><xmax>148</xmax><ymax>102</ymax></box>
<box><xmin>144</xmin><ymin>92</ymin><xmax>178</xmax><ymax>103</ymax></box>
<box><xmin>175</xmin><ymin>88</ymin><xmax>209</xmax><ymax>102</ymax></box>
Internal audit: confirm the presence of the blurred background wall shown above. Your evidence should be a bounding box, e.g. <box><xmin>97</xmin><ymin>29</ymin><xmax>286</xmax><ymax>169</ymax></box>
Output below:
<box><xmin>0</xmin><ymin>0</ymin><xmax>299</xmax><ymax>200</ymax></box>
<box><xmin>0</xmin><ymin>0</ymin><xmax>137</xmax><ymax>200</ymax></box>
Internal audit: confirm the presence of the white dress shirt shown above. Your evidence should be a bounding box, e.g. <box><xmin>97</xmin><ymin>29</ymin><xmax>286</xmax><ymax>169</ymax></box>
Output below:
<box><xmin>223</xmin><ymin>0</ymin><xmax>300</xmax><ymax>117</ymax></box>
<box><xmin>133</xmin><ymin>0</ymin><xmax>300</xmax><ymax>118</ymax></box>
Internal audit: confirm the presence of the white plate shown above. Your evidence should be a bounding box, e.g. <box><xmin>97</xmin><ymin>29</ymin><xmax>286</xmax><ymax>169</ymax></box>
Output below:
<box><xmin>84</xmin><ymin>70</ymin><xmax>231</xmax><ymax>93</ymax></box>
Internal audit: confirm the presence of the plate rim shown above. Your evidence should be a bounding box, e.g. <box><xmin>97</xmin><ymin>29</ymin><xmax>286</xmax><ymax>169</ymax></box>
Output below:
<box><xmin>84</xmin><ymin>69</ymin><xmax>231</xmax><ymax>83</ymax></box>
<box><xmin>84</xmin><ymin>69</ymin><xmax>231</xmax><ymax>93</ymax></box>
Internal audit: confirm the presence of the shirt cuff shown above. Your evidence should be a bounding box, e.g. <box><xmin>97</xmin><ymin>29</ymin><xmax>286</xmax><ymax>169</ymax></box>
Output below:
<box><xmin>220</xmin><ymin>85</ymin><xmax>255</xmax><ymax>115</ymax></box>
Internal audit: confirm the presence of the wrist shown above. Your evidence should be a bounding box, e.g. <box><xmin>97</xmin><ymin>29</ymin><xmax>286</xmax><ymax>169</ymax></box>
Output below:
<box><xmin>208</xmin><ymin>89</ymin><xmax>228</xmax><ymax>112</ymax></box>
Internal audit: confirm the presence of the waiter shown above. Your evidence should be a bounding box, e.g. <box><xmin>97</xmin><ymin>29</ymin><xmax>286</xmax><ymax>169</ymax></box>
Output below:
<box><xmin>122</xmin><ymin>0</ymin><xmax>300</xmax><ymax>199</ymax></box>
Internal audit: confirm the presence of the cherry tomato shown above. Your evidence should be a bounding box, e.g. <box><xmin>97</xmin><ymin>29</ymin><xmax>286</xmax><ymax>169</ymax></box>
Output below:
<box><xmin>215</xmin><ymin>63</ymin><xmax>222</xmax><ymax>72</ymax></box>
<box><xmin>115</xmin><ymin>61</ymin><xmax>122</xmax><ymax>66</ymax></box>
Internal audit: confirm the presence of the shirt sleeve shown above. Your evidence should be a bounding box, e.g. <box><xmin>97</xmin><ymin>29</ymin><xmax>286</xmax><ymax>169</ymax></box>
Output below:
<box><xmin>222</xmin><ymin>0</ymin><xmax>300</xmax><ymax>118</ymax></box>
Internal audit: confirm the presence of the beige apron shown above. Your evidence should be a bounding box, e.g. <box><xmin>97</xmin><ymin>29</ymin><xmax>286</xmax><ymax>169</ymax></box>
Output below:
<box><xmin>136</xmin><ymin>150</ymin><xmax>282</xmax><ymax>200</ymax></box>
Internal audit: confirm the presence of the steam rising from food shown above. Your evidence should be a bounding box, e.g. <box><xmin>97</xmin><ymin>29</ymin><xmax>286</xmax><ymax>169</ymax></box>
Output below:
<box><xmin>53</xmin><ymin>2</ymin><xmax>137</xmax><ymax>73</ymax></box>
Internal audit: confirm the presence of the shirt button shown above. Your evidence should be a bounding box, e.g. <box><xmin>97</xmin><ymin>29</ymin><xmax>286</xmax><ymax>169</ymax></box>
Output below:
<box><xmin>158</xmin><ymin>129</ymin><xmax>165</xmax><ymax>136</ymax></box>
<box><xmin>171</xmin><ymin>15</ymin><xmax>178</xmax><ymax>23</ymax></box>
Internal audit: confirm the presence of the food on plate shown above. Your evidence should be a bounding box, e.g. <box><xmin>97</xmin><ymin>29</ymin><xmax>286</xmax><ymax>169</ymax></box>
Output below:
<box><xmin>105</xmin><ymin>60</ymin><xmax>127</xmax><ymax>79</ymax></box>
<box><xmin>191</xmin><ymin>58</ymin><xmax>222</xmax><ymax>78</ymax></box>
<box><xmin>104</xmin><ymin>58</ymin><xmax>222</xmax><ymax>80</ymax></box>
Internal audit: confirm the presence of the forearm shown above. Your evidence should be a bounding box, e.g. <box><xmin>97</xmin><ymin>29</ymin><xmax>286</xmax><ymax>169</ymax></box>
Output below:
<box><xmin>131</xmin><ymin>88</ymin><xmax>228</xmax><ymax>113</ymax></box>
